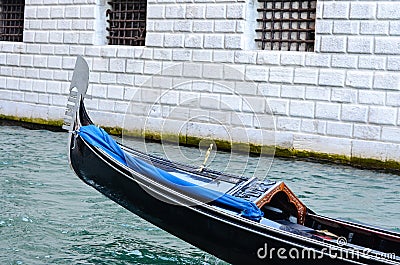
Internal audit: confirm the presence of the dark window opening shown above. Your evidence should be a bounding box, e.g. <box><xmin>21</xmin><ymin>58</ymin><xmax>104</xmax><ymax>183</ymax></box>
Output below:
<box><xmin>255</xmin><ymin>0</ymin><xmax>316</xmax><ymax>52</ymax></box>
<box><xmin>0</xmin><ymin>0</ymin><xmax>25</xmax><ymax>42</ymax></box>
<box><xmin>106</xmin><ymin>0</ymin><xmax>147</xmax><ymax>46</ymax></box>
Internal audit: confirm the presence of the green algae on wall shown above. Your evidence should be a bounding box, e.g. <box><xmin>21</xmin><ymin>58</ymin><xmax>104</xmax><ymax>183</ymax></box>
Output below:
<box><xmin>117</xmin><ymin>127</ymin><xmax>400</xmax><ymax>174</ymax></box>
<box><xmin>0</xmin><ymin>115</ymin><xmax>63</xmax><ymax>131</ymax></box>
<box><xmin>1</xmin><ymin>116</ymin><xmax>400</xmax><ymax>174</ymax></box>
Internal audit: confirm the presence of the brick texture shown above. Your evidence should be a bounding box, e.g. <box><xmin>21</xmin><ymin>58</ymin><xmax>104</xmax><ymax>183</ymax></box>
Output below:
<box><xmin>1</xmin><ymin>0</ymin><xmax>400</xmax><ymax>163</ymax></box>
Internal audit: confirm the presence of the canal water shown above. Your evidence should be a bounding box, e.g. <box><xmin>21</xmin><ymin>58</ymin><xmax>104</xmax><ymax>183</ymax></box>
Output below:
<box><xmin>1</xmin><ymin>125</ymin><xmax>399</xmax><ymax>265</ymax></box>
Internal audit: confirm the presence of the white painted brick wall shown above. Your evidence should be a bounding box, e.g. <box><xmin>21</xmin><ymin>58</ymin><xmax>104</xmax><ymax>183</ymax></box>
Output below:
<box><xmin>257</xmin><ymin>53</ymin><xmax>280</xmax><ymax>65</ymax></box>
<box><xmin>305</xmin><ymin>87</ymin><xmax>330</xmax><ymax>101</ymax></box>
<box><xmin>266</xmin><ymin>99</ymin><xmax>288</xmax><ymax>116</ymax></box>
<box><xmin>289</xmin><ymin>100</ymin><xmax>314</xmax><ymax>118</ymax></box>
<box><xmin>369</xmin><ymin>106</ymin><xmax>397</xmax><ymax>125</ymax></box>
<box><xmin>277</xmin><ymin>117</ymin><xmax>301</xmax><ymax>132</ymax></box>
<box><xmin>377</xmin><ymin>2</ymin><xmax>400</xmax><ymax>19</ymax></box>
<box><xmin>319</xmin><ymin>69</ymin><xmax>346</xmax><ymax>87</ymax></box>
<box><xmin>331</xmin><ymin>89</ymin><xmax>357</xmax><ymax>103</ymax></box>
<box><xmin>1</xmin><ymin>0</ymin><xmax>400</xmax><ymax>164</ymax></box>
<box><xmin>382</xmin><ymin>126</ymin><xmax>400</xmax><ymax>143</ymax></box>
<box><xmin>293</xmin><ymin>134</ymin><xmax>352</xmax><ymax>157</ymax></box>
<box><xmin>281</xmin><ymin>85</ymin><xmax>305</xmax><ymax>99</ymax></box>
<box><xmin>360</xmin><ymin>21</ymin><xmax>389</xmax><ymax>36</ymax></box>
<box><xmin>346</xmin><ymin>71</ymin><xmax>373</xmax><ymax>89</ymax></box>
<box><xmin>350</xmin><ymin>2</ymin><xmax>376</xmax><ymax>20</ymax></box>
<box><xmin>341</xmin><ymin>104</ymin><xmax>368</xmax><ymax>123</ymax></box>
<box><xmin>390</xmin><ymin>21</ymin><xmax>400</xmax><ymax>35</ymax></box>
<box><xmin>269</xmin><ymin>67</ymin><xmax>294</xmax><ymax>84</ymax></box>
<box><xmin>386</xmin><ymin>92</ymin><xmax>400</xmax><ymax>107</ymax></box>
<box><xmin>354</xmin><ymin>124</ymin><xmax>381</xmax><ymax>141</ymax></box>
<box><xmin>294</xmin><ymin>69</ymin><xmax>318</xmax><ymax>85</ymax></box>
<box><xmin>205</xmin><ymin>4</ymin><xmax>226</xmax><ymax>19</ymax></box>
<box><xmin>358</xmin><ymin>56</ymin><xmax>386</xmax><ymax>70</ymax></box>
<box><xmin>323</xmin><ymin>2</ymin><xmax>349</xmax><ymax>19</ymax></box>
<box><xmin>204</xmin><ymin>35</ymin><xmax>224</xmax><ymax>49</ymax></box>
<box><xmin>326</xmin><ymin>121</ymin><xmax>352</xmax><ymax>138</ymax></box>
<box><xmin>320</xmin><ymin>36</ymin><xmax>347</xmax><ymax>53</ymax></box>
<box><xmin>348</xmin><ymin>37</ymin><xmax>373</xmax><ymax>54</ymax></box>
<box><xmin>375</xmin><ymin>37</ymin><xmax>400</xmax><ymax>55</ymax></box>
<box><xmin>374</xmin><ymin>73</ymin><xmax>400</xmax><ymax>90</ymax></box>
<box><xmin>387</xmin><ymin>56</ymin><xmax>400</xmax><ymax>71</ymax></box>
<box><xmin>333</xmin><ymin>21</ymin><xmax>359</xmax><ymax>35</ymax></box>
<box><xmin>316</xmin><ymin>102</ymin><xmax>340</xmax><ymax>120</ymax></box>
<box><xmin>242</xmin><ymin>96</ymin><xmax>265</xmax><ymax>113</ymax></box>
<box><xmin>301</xmin><ymin>119</ymin><xmax>326</xmax><ymax>135</ymax></box>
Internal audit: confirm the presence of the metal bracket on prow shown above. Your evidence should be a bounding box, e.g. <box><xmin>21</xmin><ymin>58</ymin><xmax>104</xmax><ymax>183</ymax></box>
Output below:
<box><xmin>62</xmin><ymin>56</ymin><xmax>91</xmax><ymax>131</ymax></box>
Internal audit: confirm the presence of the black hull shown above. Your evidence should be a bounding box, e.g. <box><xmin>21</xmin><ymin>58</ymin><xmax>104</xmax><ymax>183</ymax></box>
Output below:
<box><xmin>65</xmin><ymin>56</ymin><xmax>399</xmax><ymax>264</ymax></box>
<box><xmin>70</xmin><ymin>134</ymin><xmax>395</xmax><ymax>265</ymax></box>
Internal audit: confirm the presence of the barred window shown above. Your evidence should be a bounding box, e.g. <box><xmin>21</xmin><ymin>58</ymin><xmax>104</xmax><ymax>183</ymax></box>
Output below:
<box><xmin>106</xmin><ymin>0</ymin><xmax>147</xmax><ymax>46</ymax></box>
<box><xmin>0</xmin><ymin>0</ymin><xmax>25</xmax><ymax>42</ymax></box>
<box><xmin>256</xmin><ymin>0</ymin><xmax>316</xmax><ymax>52</ymax></box>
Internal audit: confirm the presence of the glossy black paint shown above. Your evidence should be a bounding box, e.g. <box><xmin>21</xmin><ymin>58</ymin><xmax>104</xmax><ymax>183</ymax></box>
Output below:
<box><xmin>68</xmin><ymin>100</ymin><xmax>399</xmax><ymax>265</ymax></box>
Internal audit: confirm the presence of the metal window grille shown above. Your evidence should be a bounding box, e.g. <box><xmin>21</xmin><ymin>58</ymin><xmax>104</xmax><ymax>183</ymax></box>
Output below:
<box><xmin>106</xmin><ymin>0</ymin><xmax>147</xmax><ymax>46</ymax></box>
<box><xmin>0</xmin><ymin>0</ymin><xmax>24</xmax><ymax>42</ymax></box>
<box><xmin>255</xmin><ymin>0</ymin><xmax>316</xmax><ymax>52</ymax></box>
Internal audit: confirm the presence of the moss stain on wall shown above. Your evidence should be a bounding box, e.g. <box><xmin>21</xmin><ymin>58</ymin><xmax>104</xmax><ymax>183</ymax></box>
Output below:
<box><xmin>2</xmin><ymin>116</ymin><xmax>400</xmax><ymax>174</ymax></box>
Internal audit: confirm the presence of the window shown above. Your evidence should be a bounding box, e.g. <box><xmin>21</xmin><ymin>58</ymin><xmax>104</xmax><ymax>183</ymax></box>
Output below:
<box><xmin>106</xmin><ymin>0</ymin><xmax>147</xmax><ymax>46</ymax></box>
<box><xmin>255</xmin><ymin>0</ymin><xmax>316</xmax><ymax>52</ymax></box>
<box><xmin>0</xmin><ymin>0</ymin><xmax>24</xmax><ymax>42</ymax></box>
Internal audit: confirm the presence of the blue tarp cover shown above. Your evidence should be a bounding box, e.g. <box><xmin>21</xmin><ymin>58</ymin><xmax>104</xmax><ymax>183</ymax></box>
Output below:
<box><xmin>78</xmin><ymin>125</ymin><xmax>263</xmax><ymax>222</ymax></box>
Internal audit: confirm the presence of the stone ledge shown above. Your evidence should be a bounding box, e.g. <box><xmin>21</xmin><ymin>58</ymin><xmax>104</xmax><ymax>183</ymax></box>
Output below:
<box><xmin>0</xmin><ymin>115</ymin><xmax>63</xmax><ymax>131</ymax></box>
<box><xmin>2</xmin><ymin>116</ymin><xmax>400</xmax><ymax>174</ymax></box>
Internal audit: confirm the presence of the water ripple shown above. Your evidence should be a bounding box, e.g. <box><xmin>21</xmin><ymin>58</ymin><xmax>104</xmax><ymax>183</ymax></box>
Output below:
<box><xmin>1</xmin><ymin>126</ymin><xmax>399</xmax><ymax>264</ymax></box>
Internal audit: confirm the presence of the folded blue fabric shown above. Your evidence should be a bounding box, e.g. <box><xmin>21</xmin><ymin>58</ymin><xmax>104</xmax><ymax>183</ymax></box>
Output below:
<box><xmin>78</xmin><ymin>125</ymin><xmax>263</xmax><ymax>222</ymax></box>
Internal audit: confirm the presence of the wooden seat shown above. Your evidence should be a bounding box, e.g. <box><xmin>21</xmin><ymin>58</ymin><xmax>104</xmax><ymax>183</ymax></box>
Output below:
<box><xmin>255</xmin><ymin>182</ymin><xmax>307</xmax><ymax>225</ymax></box>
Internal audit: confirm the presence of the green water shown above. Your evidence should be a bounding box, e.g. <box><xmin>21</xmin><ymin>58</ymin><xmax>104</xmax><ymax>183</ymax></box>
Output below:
<box><xmin>1</xmin><ymin>125</ymin><xmax>399</xmax><ymax>264</ymax></box>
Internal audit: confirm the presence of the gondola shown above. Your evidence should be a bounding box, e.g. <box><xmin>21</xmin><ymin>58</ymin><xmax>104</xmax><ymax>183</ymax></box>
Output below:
<box><xmin>64</xmin><ymin>56</ymin><xmax>400</xmax><ymax>265</ymax></box>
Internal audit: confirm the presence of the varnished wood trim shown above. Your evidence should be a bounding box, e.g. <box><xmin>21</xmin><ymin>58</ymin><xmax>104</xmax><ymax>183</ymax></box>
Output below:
<box><xmin>256</xmin><ymin>182</ymin><xmax>307</xmax><ymax>225</ymax></box>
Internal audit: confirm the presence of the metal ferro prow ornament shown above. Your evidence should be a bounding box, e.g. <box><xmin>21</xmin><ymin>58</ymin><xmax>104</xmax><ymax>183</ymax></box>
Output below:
<box><xmin>62</xmin><ymin>56</ymin><xmax>91</xmax><ymax>131</ymax></box>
